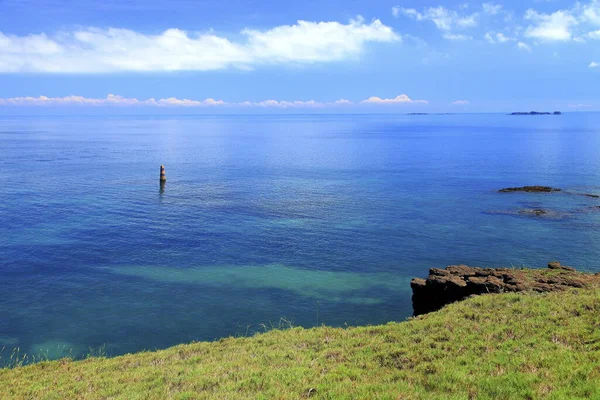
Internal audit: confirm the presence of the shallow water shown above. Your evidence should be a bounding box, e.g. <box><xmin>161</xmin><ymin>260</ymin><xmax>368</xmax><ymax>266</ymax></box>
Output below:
<box><xmin>1</xmin><ymin>113</ymin><xmax>599</xmax><ymax>360</ymax></box>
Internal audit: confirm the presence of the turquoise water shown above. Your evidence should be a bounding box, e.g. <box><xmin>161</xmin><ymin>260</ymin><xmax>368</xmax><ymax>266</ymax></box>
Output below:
<box><xmin>1</xmin><ymin>113</ymin><xmax>600</xmax><ymax>360</ymax></box>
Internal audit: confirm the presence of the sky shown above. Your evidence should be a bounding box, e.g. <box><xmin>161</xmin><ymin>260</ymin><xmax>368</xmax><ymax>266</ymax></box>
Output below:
<box><xmin>0</xmin><ymin>0</ymin><xmax>598</xmax><ymax>113</ymax></box>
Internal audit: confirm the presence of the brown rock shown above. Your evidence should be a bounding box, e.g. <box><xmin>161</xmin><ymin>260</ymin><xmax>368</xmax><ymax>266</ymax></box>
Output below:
<box><xmin>411</xmin><ymin>261</ymin><xmax>593</xmax><ymax>316</ymax></box>
<box><xmin>548</xmin><ymin>261</ymin><xmax>575</xmax><ymax>272</ymax></box>
<box><xmin>429</xmin><ymin>268</ymin><xmax>450</xmax><ymax>277</ymax></box>
<box><xmin>410</xmin><ymin>278</ymin><xmax>427</xmax><ymax>289</ymax></box>
<box><xmin>446</xmin><ymin>265</ymin><xmax>478</xmax><ymax>277</ymax></box>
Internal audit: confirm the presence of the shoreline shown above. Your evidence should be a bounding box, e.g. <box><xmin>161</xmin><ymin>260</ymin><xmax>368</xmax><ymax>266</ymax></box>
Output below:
<box><xmin>2</xmin><ymin>263</ymin><xmax>599</xmax><ymax>398</ymax></box>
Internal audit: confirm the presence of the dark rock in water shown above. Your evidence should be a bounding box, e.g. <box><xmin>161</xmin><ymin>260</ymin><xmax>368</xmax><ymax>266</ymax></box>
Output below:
<box><xmin>576</xmin><ymin>205</ymin><xmax>600</xmax><ymax>213</ymax></box>
<box><xmin>518</xmin><ymin>208</ymin><xmax>548</xmax><ymax>216</ymax></box>
<box><xmin>499</xmin><ymin>186</ymin><xmax>561</xmax><ymax>193</ymax></box>
<box><xmin>411</xmin><ymin>262</ymin><xmax>592</xmax><ymax>316</ymax></box>
<box><xmin>510</xmin><ymin>111</ymin><xmax>561</xmax><ymax>115</ymax></box>
<box><xmin>563</xmin><ymin>190</ymin><xmax>600</xmax><ymax>198</ymax></box>
<box><xmin>485</xmin><ymin>208</ymin><xmax>568</xmax><ymax>220</ymax></box>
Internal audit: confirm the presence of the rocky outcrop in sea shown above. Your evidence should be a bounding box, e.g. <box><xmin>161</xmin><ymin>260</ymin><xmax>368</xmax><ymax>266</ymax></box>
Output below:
<box><xmin>410</xmin><ymin>262</ymin><xmax>598</xmax><ymax>316</ymax></box>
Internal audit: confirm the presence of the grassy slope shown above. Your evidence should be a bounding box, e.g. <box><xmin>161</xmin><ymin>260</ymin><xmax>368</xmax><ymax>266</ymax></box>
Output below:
<box><xmin>2</xmin><ymin>288</ymin><xmax>600</xmax><ymax>400</ymax></box>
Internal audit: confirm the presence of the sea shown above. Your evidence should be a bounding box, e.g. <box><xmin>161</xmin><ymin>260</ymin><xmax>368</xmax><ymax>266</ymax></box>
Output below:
<box><xmin>1</xmin><ymin>113</ymin><xmax>599</xmax><ymax>361</ymax></box>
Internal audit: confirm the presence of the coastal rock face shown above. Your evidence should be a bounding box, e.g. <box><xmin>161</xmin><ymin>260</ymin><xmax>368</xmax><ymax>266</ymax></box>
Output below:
<box><xmin>499</xmin><ymin>186</ymin><xmax>561</xmax><ymax>193</ymax></box>
<box><xmin>411</xmin><ymin>261</ymin><xmax>591</xmax><ymax>316</ymax></box>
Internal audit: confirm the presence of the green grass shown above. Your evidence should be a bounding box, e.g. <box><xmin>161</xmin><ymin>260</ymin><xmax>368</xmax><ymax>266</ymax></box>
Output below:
<box><xmin>2</xmin><ymin>288</ymin><xmax>600</xmax><ymax>399</ymax></box>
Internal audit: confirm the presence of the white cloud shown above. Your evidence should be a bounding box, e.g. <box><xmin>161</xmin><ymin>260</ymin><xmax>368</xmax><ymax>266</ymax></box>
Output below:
<box><xmin>517</xmin><ymin>42</ymin><xmax>532</xmax><ymax>51</ymax></box>
<box><xmin>0</xmin><ymin>95</ymin><xmax>357</xmax><ymax>107</ymax></box>
<box><xmin>158</xmin><ymin>97</ymin><xmax>226</xmax><ymax>106</ymax></box>
<box><xmin>524</xmin><ymin>9</ymin><xmax>578</xmax><ymax>41</ymax></box>
<box><xmin>243</xmin><ymin>99</ymin><xmax>326</xmax><ymax>108</ymax></box>
<box><xmin>0</xmin><ymin>18</ymin><xmax>399</xmax><ymax>73</ymax></box>
<box><xmin>0</xmin><ymin>94</ymin><xmax>225</xmax><ymax>106</ymax></box>
<box><xmin>587</xmin><ymin>29</ymin><xmax>600</xmax><ymax>38</ymax></box>
<box><xmin>394</xmin><ymin>6</ymin><xmax>478</xmax><ymax>31</ymax></box>
<box><xmin>443</xmin><ymin>33</ymin><xmax>473</xmax><ymax>40</ymax></box>
<box><xmin>482</xmin><ymin>3</ymin><xmax>503</xmax><ymax>16</ymax></box>
<box><xmin>485</xmin><ymin>31</ymin><xmax>515</xmax><ymax>43</ymax></box>
<box><xmin>240</xmin><ymin>99</ymin><xmax>352</xmax><ymax>107</ymax></box>
<box><xmin>451</xmin><ymin>100</ymin><xmax>469</xmax><ymax>105</ymax></box>
<box><xmin>361</xmin><ymin>94</ymin><xmax>428</xmax><ymax>104</ymax></box>
<box><xmin>590</xmin><ymin>61</ymin><xmax>600</xmax><ymax>67</ymax></box>
<box><xmin>396</xmin><ymin>8</ymin><xmax>422</xmax><ymax>20</ymax></box>
<box><xmin>581</xmin><ymin>0</ymin><xmax>600</xmax><ymax>25</ymax></box>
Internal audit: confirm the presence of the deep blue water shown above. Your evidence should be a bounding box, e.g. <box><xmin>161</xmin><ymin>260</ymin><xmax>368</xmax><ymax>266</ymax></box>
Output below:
<box><xmin>1</xmin><ymin>113</ymin><xmax>600</xmax><ymax>360</ymax></box>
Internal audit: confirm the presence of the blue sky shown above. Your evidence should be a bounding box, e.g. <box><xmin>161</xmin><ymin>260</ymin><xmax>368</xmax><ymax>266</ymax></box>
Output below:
<box><xmin>0</xmin><ymin>0</ymin><xmax>598</xmax><ymax>112</ymax></box>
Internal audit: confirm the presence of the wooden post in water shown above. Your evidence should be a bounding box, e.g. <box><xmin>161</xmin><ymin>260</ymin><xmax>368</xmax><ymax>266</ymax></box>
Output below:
<box><xmin>160</xmin><ymin>165</ymin><xmax>167</xmax><ymax>182</ymax></box>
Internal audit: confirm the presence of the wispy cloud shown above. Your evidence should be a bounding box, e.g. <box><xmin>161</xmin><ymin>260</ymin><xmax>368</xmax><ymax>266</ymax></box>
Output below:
<box><xmin>581</xmin><ymin>0</ymin><xmax>600</xmax><ymax>25</ymax></box>
<box><xmin>0</xmin><ymin>95</ymin><xmax>359</xmax><ymax>107</ymax></box>
<box><xmin>482</xmin><ymin>3</ymin><xmax>503</xmax><ymax>16</ymax></box>
<box><xmin>517</xmin><ymin>42</ymin><xmax>532</xmax><ymax>51</ymax></box>
<box><xmin>240</xmin><ymin>100</ymin><xmax>326</xmax><ymax>108</ymax></box>
<box><xmin>523</xmin><ymin>0</ymin><xmax>600</xmax><ymax>43</ymax></box>
<box><xmin>157</xmin><ymin>97</ymin><xmax>226</xmax><ymax>106</ymax></box>
<box><xmin>590</xmin><ymin>61</ymin><xmax>600</xmax><ymax>68</ymax></box>
<box><xmin>0</xmin><ymin>17</ymin><xmax>399</xmax><ymax>73</ymax></box>
<box><xmin>393</xmin><ymin>0</ymin><xmax>600</xmax><ymax>49</ymax></box>
<box><xmin>0</xmin><ymin>95</ymin><xmax>222</xmax><ymax>106</ymax></box>
<box><xmin>0</xmin><ymin>94</ymin><xmax>436</xmax><ymax>107</ymax></box>
<box><xmin>484</xmin><ymin>32</ymin><xmax>516</xmax><ymax>43</ymax></box>
<box><xmin>393</xmin><ymin>6</ymin><xmax>478</xmax><ymax>31</ymax></box>
<box><xmin>588</xmin><ymin>30</ymin><xmax>600</xmax><ymax>39</ymax></box>
<box><xmin>361</xmin><ymin>94</ymin><xmax>428</xmax><ymax>104</ymax></box>
<box><xmin>524</xmin><ymin>9</ymin><xmax>578</xmax><ymax>41</ymax></box>
<box><xmin>451</xmin><ymin>100</ymin><xmax>469</xmax><ymax>105</ymax></box>
<box><xmin>443</xmin><ymin>33</ymin><xmax>472</xmax><ymax>40</ymax></box>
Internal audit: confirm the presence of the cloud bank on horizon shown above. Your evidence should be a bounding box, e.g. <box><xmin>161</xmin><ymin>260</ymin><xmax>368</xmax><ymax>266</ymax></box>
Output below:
<box><xmin>0</xmin><ymin>94</ymin><xmax>433</xmax><ymax>107</ymax></box>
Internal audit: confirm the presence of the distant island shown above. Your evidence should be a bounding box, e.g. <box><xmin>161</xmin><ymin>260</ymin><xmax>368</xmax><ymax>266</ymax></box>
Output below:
<box><xmin>406</xmin><ymin>113</ymin><xmax>452</xmax><ymax>115</ymax></box>
<box><xmin>510</xmin><ymin>111</ymin><xmax>562</xmax><ymax>115</ymax></box>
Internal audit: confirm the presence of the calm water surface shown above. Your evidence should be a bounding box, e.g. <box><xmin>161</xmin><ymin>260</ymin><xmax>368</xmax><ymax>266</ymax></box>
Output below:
<box><xmin>1</xmin><ymin>113</ymin><xmax>599</xmax><ymax>360</ymax></box>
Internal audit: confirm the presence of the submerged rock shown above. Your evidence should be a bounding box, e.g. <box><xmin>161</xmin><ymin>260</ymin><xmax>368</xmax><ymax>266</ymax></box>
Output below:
<box><xmin>411</xmin><ymin>261</ymin><xmax>593</xmax><ymax>316</ymax></box>
<box><xmin>518</xmin><ymin>208</ymin><xmax>548</xmax><ymax>216</ymax></box>
<box><xmin>499</xmin><ymin>186</ymin><xmax>561</xmax><ymax>193</ymax></box>
<box><xmin>578</xmin><ymin>205</ymin><xmax>600</xmax><ymax>213</ymax></box>
<box><xmin>485</xmin><ymin>208</ymin><xmax>568</xmax><ymax>220</ymax></box>
<box><xmin>563</xmin><ymin>190</ymin><xmax>600</xmax><ymax>199</ymax></box>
